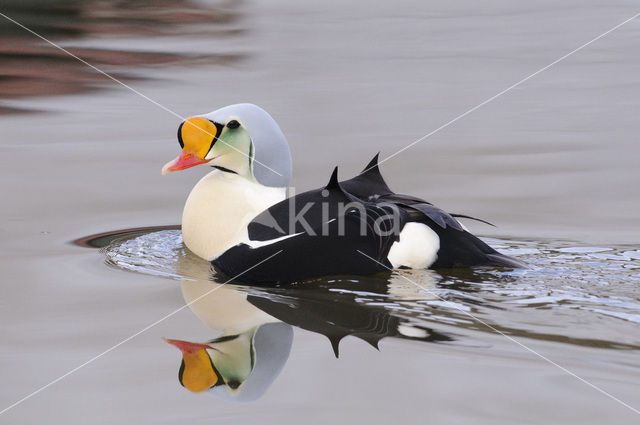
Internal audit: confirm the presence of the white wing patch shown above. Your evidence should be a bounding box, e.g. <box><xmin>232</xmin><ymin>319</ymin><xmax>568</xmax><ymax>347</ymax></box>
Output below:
<box><xmin>241</xmin><ymin>218</ymin><xmax>336</xmax><ymax>249</ymax></box>
<box><xmin>387</xmin><ymin>222</ymin><xmax>440</xmax><ymax>269</ymax></box>
<box><xmin>243</xmin><ymin>231</ymin><xmax>304</xmax><ymax>249</ymax></box>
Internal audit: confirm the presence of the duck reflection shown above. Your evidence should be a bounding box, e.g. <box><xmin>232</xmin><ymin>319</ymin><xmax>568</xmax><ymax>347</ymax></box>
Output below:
<box><xmin>165</xmin><ymin>259</ymin><xmax>453</xmax><ymax>401</ymax></box>
<box><xmin>165</xmin><ymin>279</ymin><xmax>293</xmax><ymax>401</ymax></box>
<box><xmin>165</xmin><ymin>323</ymin><xmax>293</xmax><ymax>401</ymax></box>
<box><xmin>243</xmin><ymin>273</ymin><xmax>453</xmax><ymax>357</ymax></box>
<box><xmin>83</xmin><ymin>227</ymin><xmax>457</xmax><ymax>400</ymax></box>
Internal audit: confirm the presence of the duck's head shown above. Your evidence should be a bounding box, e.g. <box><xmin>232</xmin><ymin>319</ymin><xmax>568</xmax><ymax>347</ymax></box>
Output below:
<box><xmin>162</xmin><ymin>103</ymin><xmax>292</xmax><ymax>187</ymax></box>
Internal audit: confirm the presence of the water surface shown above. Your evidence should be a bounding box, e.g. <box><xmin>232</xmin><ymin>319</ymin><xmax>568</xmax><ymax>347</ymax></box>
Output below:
<box><xmin>1</xmin><ymin>0</ymin><xmax>639</xmax><ymax>423</ymax></box>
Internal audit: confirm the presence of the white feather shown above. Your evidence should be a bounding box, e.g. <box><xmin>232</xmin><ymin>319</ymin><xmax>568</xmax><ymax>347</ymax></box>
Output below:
<box><xmin>240</xmin><ymin>218</ymin><xmax>335</xmax><ymax>249</ymax></box>
<box><xmin>387</xmin><ymin>222</ymin><xmax>440</xmax><ymax>269</ymax></box>
<box><xmin>182</xmin><ymin>169</ymin><xmax>286</xmax><ymax>260</ymax></box>
<box><xmin>241</xmin><ymin>231</ymin><xmax>303</xmax><ymax>249</ymax></box>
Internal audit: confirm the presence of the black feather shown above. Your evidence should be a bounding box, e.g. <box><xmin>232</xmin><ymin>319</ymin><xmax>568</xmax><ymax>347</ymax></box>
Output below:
<box><xmin>325</xmin><ymin>166</ymin><xmax>340</xmax><ymax>190</ymax></box>
<box><xmin>214</xmin><ymin>153</ymin><xmax>525</xmax><ymax>284</ymax></box>
<box><xmin>450</xmin><ymin>214</ymin><xmax>496</xmax><ymax>227</ymax></box>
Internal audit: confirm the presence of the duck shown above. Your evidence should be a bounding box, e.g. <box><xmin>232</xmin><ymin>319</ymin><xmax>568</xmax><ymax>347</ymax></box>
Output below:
<box><xmin>162</xmin><ymin>103</ymin><xmax>524</xmax><ymax>284</ymax></box>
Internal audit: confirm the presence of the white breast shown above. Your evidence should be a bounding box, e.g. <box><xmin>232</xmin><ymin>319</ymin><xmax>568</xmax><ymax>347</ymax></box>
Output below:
<box><xmin>181</xmin><ymin>169</ymin><xmax>286</xmax><ymax>260</ymax></box>
<box><xmin>386</xmin><ymin>222</ymin><xmax>440</xmax><ymax>269</ymax></box>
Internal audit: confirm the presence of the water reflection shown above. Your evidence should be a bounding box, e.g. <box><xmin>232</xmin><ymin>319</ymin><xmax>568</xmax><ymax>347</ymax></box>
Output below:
<box><xmin>162</xmin><ymin>238</ymin><xmax>453</xmax><ymax>400</ymax></box>
<box><xmin>166</xmin><ymin>280</ymin><xmax>293</xmax><ymax>401</ymax></box>
<box><xmin>243</xmin><ymin>276</ymin><xmax>453</xmax><ymax>357</ymax></box>
<box><xmin>74</xmin><ymin>227</ymin><xmax>640</xmax><ymax>400</ymax></box>
<box><xmin>0</xmin><ymin>0</ymin><xmax>243</xmax><ymax>112</ymax></box>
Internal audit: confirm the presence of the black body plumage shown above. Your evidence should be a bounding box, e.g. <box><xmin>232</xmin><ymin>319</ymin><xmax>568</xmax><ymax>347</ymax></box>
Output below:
<box><xmin>212</xmin><ymin>154</ymin><xmax>524</xmax><ymax>284</ymax></box>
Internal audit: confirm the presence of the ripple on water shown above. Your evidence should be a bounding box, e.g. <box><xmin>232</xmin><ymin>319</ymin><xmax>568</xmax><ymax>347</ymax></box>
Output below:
<box><xmin>104</xmin><ymin>230</ymin><xmax>208</xmax><ymax>281</ymax></box>
<box><xmin>99</xmin><ymin>229</ymin><xmax>640</xmax><ymax>348</ymax></box>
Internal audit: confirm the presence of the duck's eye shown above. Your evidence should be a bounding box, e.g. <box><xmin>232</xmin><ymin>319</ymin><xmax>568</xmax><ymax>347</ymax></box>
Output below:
<box><xmin>226</xmin><ymin>120</ymin><xmax>240</xmax><ymax>129</ymax></box>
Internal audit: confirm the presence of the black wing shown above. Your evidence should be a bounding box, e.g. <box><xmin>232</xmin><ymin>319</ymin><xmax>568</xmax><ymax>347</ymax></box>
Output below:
<box><xmin>340</xmin><ymin>154</ymin><xmax>525</xmax><ymax>268</ymax></box>
<box><xmin>214</xmin><ymin>155</ymin><xmax>525</xmax><ymax>284</ymax></box>
<box><xmin>213</xmin><ymin>168</ymin><xmax>406</xmax><ymax>284</ymax></box>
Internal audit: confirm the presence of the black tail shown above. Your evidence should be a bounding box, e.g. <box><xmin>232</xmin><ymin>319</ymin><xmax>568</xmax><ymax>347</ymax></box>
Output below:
<box><xmin>430</xmin><ymin>225</ymin><xmax>527</xmax><ymax>269</ymax></box>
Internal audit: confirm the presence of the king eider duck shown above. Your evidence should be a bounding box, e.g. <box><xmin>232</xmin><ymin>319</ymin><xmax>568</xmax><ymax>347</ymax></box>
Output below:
<box><xmin>162</xmin><ymin>103</ymin><xmax>524</xmax><ymax>284</ymax></box>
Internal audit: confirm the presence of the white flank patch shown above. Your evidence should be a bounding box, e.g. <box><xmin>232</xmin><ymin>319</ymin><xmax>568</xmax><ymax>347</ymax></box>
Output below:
<box><xmin>387</xmin><ymin>222</ymin><xmax>440</xmax><ymax>269</ymax></box>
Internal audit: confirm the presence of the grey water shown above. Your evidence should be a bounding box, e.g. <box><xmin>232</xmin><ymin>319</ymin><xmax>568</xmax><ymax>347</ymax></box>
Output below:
<box><xmin>1</xmin><ymin>0</ymin><xmax>639</xmax><ymax>424</ymax></box>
